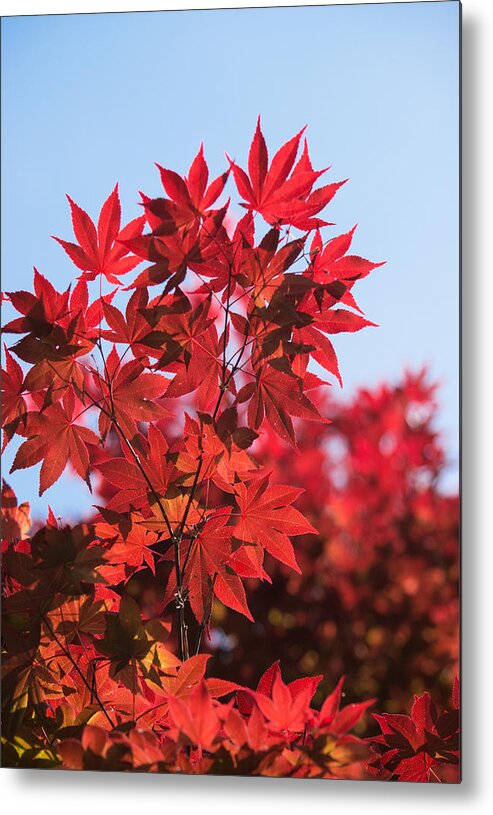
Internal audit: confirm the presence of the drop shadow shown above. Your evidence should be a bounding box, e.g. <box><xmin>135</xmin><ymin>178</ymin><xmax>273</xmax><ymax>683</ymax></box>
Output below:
<box><xmin>4</xmin><ymin>0</ymin><xmax>477</xmax><ymax>803</ymax></box>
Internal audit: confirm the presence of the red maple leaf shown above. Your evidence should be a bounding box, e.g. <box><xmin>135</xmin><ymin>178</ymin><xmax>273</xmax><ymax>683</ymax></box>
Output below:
<box><xmin>4</xmin><ymin>273</ymin><xmax>106</xmax><ymax>402</ymax></box>
<box><xmin>53</xmin><ymin>185</ymin><xmax>146</xmax><ymax>283</ymax></box>
<box><xmin>11</xmin><ymin>387</ymin><xmax>99</xmax><ymax>495</ymax></box>
<box><xmin>159</xmin><ymin>508</ymin><xmax>253</xmax><ymax>624</ymax></box>
<box><xmin>228</xmin><ymin>118</ymin><xmax>346</xmax><ymax>229</ymax></box>
<box><xmin>96</xmin><ymin>346</ymin><xmax>169</xmax><ymax>441</ymax></box>
<box><xmin>369</xmin><ymin>684</ymin><xmax>460</xmax><ymax>782</ymax></box>
<box><xmin>1</xmin><ymin>345</ymin><xmax>27</xmax><ymax>448</ymax></box>
<box><xmin>316</xmin><ymin>676</ymin><xmax>375</xmax><ymax>736</ymax></box>
<box><xmin>248</xmin><ymin>664</ymin><xmax>320</xmax><ymax>737</ymax></box>
<box><xmin>97</xmin><ymin>424</ymin><xmax>173</xmax><ymax>514</ymax></box>
<box><xmin>233</xmin><ymin>474</ymin><xmax>318</xmax><ymax>574</ymax></box>
<box><xmin>168</xmin><ymin>680</ymin><xmax>221</xmax><ymax>752</ymax></box>
<box><xmin>239</xmin><ymin>361</ymin><xmax>328</xmax><ymax>447</ymax></box>
<box><xmin>183</xmin><ymin>509</ymin><xmax>253</xmax><ymax>623</ymax></box>
<box><xmin>100</xmin><ymin>288</ymin><xmax>156</xmax><ymax>360</ymax></box>
<box><xmin>96</xmin><ymin>513</ymin><xmax>158</xmax><ymax>578</ymax></box>
<box><xmin>308</xmin><ymin>227</ymin><xmax>384</xmax><ymax>287</ymax></box>
<box><xmin>237</xmin><ymin>660</ymin><xmax>322</xmax><ymax>719</ymax></box>
<box><xmin>151</xmin><ymin>296</ymin><xmax>223</xmax><ymax>411</ymax></box>
<box><xmin>156</xmin><ymin>144</ymin><xmax>229</xmax><ymax>227</ymax></box>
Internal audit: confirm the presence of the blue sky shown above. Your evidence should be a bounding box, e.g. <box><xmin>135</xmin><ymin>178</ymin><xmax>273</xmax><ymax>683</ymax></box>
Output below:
<box><xmin>1</xmin><ymin>2</ymin><xmax>460</xmax><ymax>515</ymax></box>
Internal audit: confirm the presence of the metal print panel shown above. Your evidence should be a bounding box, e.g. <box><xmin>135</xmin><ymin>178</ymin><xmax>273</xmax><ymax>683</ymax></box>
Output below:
<box><xmin>1</xmin><ymin>1</ymin><xmax>460</xmax><ymax>782</ymax></box>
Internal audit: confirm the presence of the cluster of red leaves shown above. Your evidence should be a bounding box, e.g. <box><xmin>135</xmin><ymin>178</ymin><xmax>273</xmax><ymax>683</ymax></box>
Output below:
<box><xmin>2</xmin><ymin>119</ymin><xmax>381</xmax><ymax>649</ymax></box>
<box><xmin>0</xmin><ymin>481</ymin><xmax>459</xmax><ymax>778</ymax></box>
<box><xmin>57</xmin><ymin>660</ymin><xmax>376</xmax><ymax>778</ymax></box>
<box><xmin>213</xmin><ymin>371</ymin><xmax>459</xmax><ymax>714</ymax></box>
<box><xmin>1</xmin><ymin>122</ymin><xmax>459</xmax><ymax>780</ymax></box>
<box><xmin>1</xmin><ymin>479</ymin><xmax>377</xmax><ymax>776</ymax></box>
<box><xmin>368</xmin><ymin>679</ymin><xmax>460</xmax><ymax>782</ymax></box>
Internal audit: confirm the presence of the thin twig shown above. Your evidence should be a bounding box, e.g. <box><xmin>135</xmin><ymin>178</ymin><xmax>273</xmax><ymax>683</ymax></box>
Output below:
<box><xmin>40</xmin><ymin>611</ymin><xmax>116</xmax><ymax>730</ymax></box>
<box><xmin>195</xmin><ymin>574</ymin><xmax>217</xmax><ymax>655</ymax></box>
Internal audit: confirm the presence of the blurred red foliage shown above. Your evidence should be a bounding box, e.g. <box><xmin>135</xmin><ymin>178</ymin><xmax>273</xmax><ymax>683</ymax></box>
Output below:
<box><xmin>205</xmin><ymin>370</ymin><xmax>459</xmax><ymax>717</ymax></box>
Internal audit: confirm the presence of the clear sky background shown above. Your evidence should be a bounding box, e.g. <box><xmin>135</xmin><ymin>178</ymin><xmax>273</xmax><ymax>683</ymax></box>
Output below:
<box><xmin>1</xmin><ymin>1</ymin><xmax>460</xmax><ymax>516</ymax></box>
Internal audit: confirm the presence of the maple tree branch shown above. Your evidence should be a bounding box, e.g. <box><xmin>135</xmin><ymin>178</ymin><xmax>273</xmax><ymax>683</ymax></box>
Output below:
<box><xmin>190</xmin><ymin>269</ymin><xmax>229</xmax><ymax>316</ymax></box>
<box><xmin>194</xmin><ymin>573</ymin><xmax>217</xmax><ymax>655</ymax></box>
<box><xmin>112</xmin><ymin>414</ymin><xmax>174</xmax><ymax>537</ymax></box>
<box><xmin>170</xmin><ymin>260</ymin><xmax>238</xmax><ymax>657</ymax></box>
<box><xmin>180</xmin><ymin>530</ymin><xmax>198</xmax><ymax>583</ymax></box>
<box><xmin>39</xmin><ymin>611</ymin><xmax>116</xmax><ymax>730</ymax></box>
<box><xmin>93</xmin><ymin>341</ymin><xmax>175</xmax><ymax>536</ymax></box>
<box><xmin>174</xmin><ymin>264</ymin><xmax>234</xmax><ymax>543</ymax></box>
<box><xmin>65</xmin><ymin>363</ymin><xmax>176</xmax><ymax>545</ymax></box>
<box><xmin>163</xmin><ymin>277</ymin><xmax>272</xmax><ymax>646</ymax></box>
<box><xmin>175</xmin><ymin>247</ymin><xmax>254</xmax><ymax>548</ymax></box>
<box><xmin>88</xmin><ymin>344</ymin><xmax>188</xmax><ymax>660</ymax></box>
<box><xmin>221</xmin><ymin>260</ymin><xmax>233</xmax><ymax>381</ymax></box>
<box><xmin>96</xmin><ymin>391</ymin><xmax>188</xmax><ymax>660</ymax></box>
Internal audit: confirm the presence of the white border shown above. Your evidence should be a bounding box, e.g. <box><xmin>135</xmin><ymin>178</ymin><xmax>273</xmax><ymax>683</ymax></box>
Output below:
<box><xmin>2</xmin><ymin>1</ymin><xmax>493</xmax><ymax>812</ymax></box>
<box><xmin>0</xmin><ymin>0</ymin><xmax>460</xmax><ymax>15</ymax></box>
